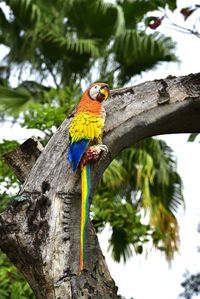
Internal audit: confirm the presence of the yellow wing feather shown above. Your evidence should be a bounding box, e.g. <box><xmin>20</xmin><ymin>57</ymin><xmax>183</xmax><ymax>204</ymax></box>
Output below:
<box><xmin>69</xmin><ymin>112</ymin><xmax>104</xmax><ymax>143</ymax></box>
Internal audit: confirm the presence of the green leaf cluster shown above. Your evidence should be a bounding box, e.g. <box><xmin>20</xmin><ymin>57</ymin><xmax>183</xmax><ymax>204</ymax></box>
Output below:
<box><xmin>0</xmin><ymin>251</ymin><xmax>35</xmax><ymax>299</ymax></box>
<box><xmin>114</xmin><ymin>31</ymin><xmax>177</xmax><ymax>83</ymax></box>
<box><xmin>21</xmin><ymin>86</ymin><xmax>80</xmax><ymax>143</ymax></box>
<box><xmin>92</xmin><ymin>138</ymin><xmax>184</xmax><ymax>262</ymax></box>
<box><xmin>0</xmin><ymin>139</ymin><xmax>20</xmax><ymax>216</ymax></box>
<box><xmin>0</xmin><ymin>79</ymin><xmax>50</xmax><ymax>116</ymax></box>
<box><xmin>0</xmin><ymin>139</ymin><xmax>19</xmax><ymax>190</ymax></box>
<box><xmin>0</xmin><ymin>0</ymin><xmax>177</xmax><ymax>90</ymax></box>
<box><xmin>116</xmin><ymin>0</ymin><xmax>176</xmax><ymax>28</ymax></box>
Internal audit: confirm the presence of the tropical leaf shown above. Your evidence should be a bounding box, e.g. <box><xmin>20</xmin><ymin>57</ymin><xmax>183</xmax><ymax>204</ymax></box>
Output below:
<box><xmin>102</xmin><ymin>159</ymin><xmax>124</xmax><ymax>188</ymax></box>
<box><xmin>1</xmin><ymin>0</ymin><xmax>178</xmax><ymax>87</ymax></box>
<box><xmin>68</xmin><ymin>0</ymin><xmax>124</xmax><ymax>40</ymax></box>
<box><xmin>114</xmin><ymin>30</ymin><xmax>177</xmax><ymax>83</ymax></box>
<box><xmin>108</xmin><ymin>228</ymin><xmax>133</xmax><ymax>262</ymax></box>
<box><xmin>38</xmin><ymin>29</ymin><xmax>100</xmax><ymax>57</ymax></box>
<box><xmin>167</xmin><ymin>0</ymin><xmax>177</xmax><ymax>10</ymax></box>
<box><xmin>0</xmin><ymin>7</ymin><xmax>13</xmax><ymax>36</ymax></box>
<box><xmin>93</xmin><ymin>137</ymin><xmax>184</xmax><ymax>262</ymax></box>
<box><xmin>0</xmin><ymin>85</ymin><xmax>31</xmax><ymax>114</ymax></box>
<box><xmin>116</xmin><ymin>0</ymin><xmax>158</xmax><ymax>28</ymax></box>
<box><xmin>187</xmin><ymin>133</ymin><xmax>199</xmax><ymax>142</ymax></box>
<box><xmin>116</xmin><ymin>0</ymin><xmax>176</xmax><ymax>29</ymax></box>
<box><xmin>7</xmin><ymin>0</ymin><xmax>40</xmax><ymax>29</ymax></box>
<box><xmin>0</xmin><ymin>81</ymin><xmax>49</xmax><ymax>114</ymax></box>
<box><xmin>0</xmin><ymin>250</ymin><xmax>35</xmax><ymax>298</ymax></box>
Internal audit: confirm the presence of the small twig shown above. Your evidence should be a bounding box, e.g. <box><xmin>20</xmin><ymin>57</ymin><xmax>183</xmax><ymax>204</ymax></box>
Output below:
<box><xmin>170</xmin><ymin>23</ymin><xmax>200</xmax><ymax>38</ymax></box>
<box><xmin>164</xmin><ymin>12</ymin><xmax>200</xmax><ymax>39</ymax></box>
<box><xmin>164</xmin><ymin>25</ymin><xmax>193</xmax><ymax>35</ymax></box>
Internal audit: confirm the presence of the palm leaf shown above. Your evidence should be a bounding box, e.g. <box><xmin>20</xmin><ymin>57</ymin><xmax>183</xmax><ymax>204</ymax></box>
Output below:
<box><xmin>0</xmin><ymin>82</ymin><xmax>49</xmax><ymax>114</ymax></box>
<box><xmin>0</xmin><ymin>85</ymin><xmax>31</xmax><ymax>114</ymax></box>
<box><xmin>7</xmin><ymin>0</ymin><xmax>40</xmax><ymax>29</ymax></box>
<box><xmin>188</xmin><ymin>133</ymin><xmax>199</xmax><ymax>142</ymax></box>
<box><xmin>116</xmin><ymin>0</ymin><xmax>176</xmax><ymax>29</ymax></box>
<box><xmin>117</xmin><ymin>0</ymin><xmax>158</xmax><ymax>28</ymax></box>
<box><xmin>0</xmin><ymin>7</ymin><xmax>13</xmax><ymax>36</ymax></box>
<box><xmin>114</xmin><ymin>30</ymin><xmax>178</xmax><ymax>84</ymax></box>
<box><xmin>93</xmin><ymin>137</ymin><xmax>183</xmax><ymax>262</ymax></box>
<box><xmin>38</xmin><ymin>29</ymin><xmax>100</xmax><ymax>57</ymax></box>
<box><xmin>68</xmin><ymin>0</ymin><xmax>124</xmax><ymax>40</ymax></box>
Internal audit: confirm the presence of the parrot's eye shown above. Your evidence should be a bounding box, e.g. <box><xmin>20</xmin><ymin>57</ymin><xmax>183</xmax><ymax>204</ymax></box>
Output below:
<box><xmin>89</xmin><ymin>85</ymin><xmax>101</xmax><ymax>100</ymax></box>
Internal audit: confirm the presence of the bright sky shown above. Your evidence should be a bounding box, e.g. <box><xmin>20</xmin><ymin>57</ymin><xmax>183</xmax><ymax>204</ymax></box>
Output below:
<box><xmin>0</xmin><ymin>1</ymin><xmax>200</xmax><ymax>299</ymax></box>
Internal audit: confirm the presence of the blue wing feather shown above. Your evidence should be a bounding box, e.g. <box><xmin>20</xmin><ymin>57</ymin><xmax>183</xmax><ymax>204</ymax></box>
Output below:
<box><xmin>68</xmin><ymin>137</ymin><xmax>90</xmax><ymax>172</ymax></box>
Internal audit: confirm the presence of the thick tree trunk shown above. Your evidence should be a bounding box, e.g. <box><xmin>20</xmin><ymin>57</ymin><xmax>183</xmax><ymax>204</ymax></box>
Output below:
<box><xmin>0</xmin><ymin>73</ymin><xmax>200</xmax><ymax>298</ymax></box>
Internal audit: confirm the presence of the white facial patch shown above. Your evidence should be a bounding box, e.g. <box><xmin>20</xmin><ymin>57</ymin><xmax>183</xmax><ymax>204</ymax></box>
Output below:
<box><xmin>89</xmin><ymin>84</ymin><xmax>101</xmax><ymax>100</ymax></box>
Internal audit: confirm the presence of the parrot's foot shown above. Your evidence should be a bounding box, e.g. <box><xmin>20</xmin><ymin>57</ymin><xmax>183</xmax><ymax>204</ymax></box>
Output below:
<box><xmin>82</xmin><ymin>144</ymin><xmax>108</xmax><ymax>164</ymax></box>
<box><xmin>95</xmin><ymin>144</ymin><xmax>108</xmax><ymax>159</ymax></box>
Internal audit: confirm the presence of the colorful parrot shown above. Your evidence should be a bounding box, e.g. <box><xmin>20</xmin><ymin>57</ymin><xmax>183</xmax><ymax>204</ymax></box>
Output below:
<box><xmin>68</xmin><ymin>83</ymin><xmax>110</xmax><ymax>274</ymax></box>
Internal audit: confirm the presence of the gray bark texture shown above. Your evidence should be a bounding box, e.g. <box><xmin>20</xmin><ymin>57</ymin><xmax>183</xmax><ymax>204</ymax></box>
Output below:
<box><xmin>1</xmin><ymin>73</ymin><xmax>200</xmax><ymax>298</ymax></box>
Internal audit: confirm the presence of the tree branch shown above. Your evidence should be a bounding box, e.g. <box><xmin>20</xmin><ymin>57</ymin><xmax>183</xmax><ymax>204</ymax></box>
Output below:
<box><xmin>3</xmin><ymin>137</ymin><xmax>43</xmax><ymax>183</ymax></box>
<box><xmin>1</xmin><ymin>73</ymin><xmax>200</xmax><ymax>298</ymax></box>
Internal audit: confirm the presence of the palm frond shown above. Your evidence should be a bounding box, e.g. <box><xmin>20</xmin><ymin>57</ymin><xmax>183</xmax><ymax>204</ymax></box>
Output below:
<box><xmin>0</xmin><ymin>7</ymin><xmax>13</xmax><ymax>36</ymax></box>
<box><xmin>117</xmin><ymin>0</ymin><xmax>158</xmax><ymax>28</ymax></box>
<box><xmin>188</xmin><ymin>133</ymin><xmax>199</xmax><ymax>142</ymax></box>
<box><xmin>0</xmin><ymin>85</ymin><xmax>31</xmax><ymax>114</ymax></box>
<box><xmin>0</xmin><ymin>81</ymin><xmax>49</xmax><ymax>114</ymax></box>
<box><xmin>39</xmin><ymin>29</ymin><xmax>99</xmax><ymax>57</ymax></box>
<box><xmin>94</xmin><ymin>137</ymin><xmax>184</xmax><ymax>262</ymax></box>
<box><xmin>114</xmin><ymin>30</ymin><xmax>178</xmax><ymax>84</ymax></box>
<box><xmin>102</xmin><ymin>159</ymin><xmax>124</xmax><ymax>188</ymax></box>
<box><xmin>7</xmin><ymin>0</ymin><xmax>40</xmax><ymax>29</ymax></box>
<box><xmin>108</xmin><ymin>228</ymin><xmax>133</xmax><ymax>263</ymax></box>
<box><xmin>68</xmin><ymin>0</ymin><xmax>124</xmax><ymax>40</ymax></box>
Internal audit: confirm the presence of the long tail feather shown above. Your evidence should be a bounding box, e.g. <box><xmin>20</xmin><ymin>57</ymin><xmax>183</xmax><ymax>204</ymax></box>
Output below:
<box><xmin>79</xmin><ymin>163</ymin><xmax>90</xmax><ymax>275</ymax></box>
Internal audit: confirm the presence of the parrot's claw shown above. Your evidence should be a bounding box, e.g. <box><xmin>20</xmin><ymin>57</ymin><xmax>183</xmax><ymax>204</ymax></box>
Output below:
<box><xmin>84</xmin><ymin>144</ymin><xmax>108</xmax><ymax>163</ymax></box>
<box><xmin>97</xmin><ymin>144</ymin><xmax>108</xmax><ymax>159</ymax></box>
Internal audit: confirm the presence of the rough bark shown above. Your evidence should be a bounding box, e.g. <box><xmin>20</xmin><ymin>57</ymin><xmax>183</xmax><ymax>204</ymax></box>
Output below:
<box><xmin>0</xmin><ymin>73</ymin><xmax>200</xmax><ymax>298</ymax></box>
<box><xmin>3</xmin><ymin>136</ymin><xmax>44</xmax><ymax>183</ymax></box>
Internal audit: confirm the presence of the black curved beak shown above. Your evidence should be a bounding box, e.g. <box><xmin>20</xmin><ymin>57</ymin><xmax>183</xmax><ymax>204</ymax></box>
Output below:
<box><xmin>99</xmin><ymin>85</ymin><xmax>110</xmax><ymax>101</ymax></box>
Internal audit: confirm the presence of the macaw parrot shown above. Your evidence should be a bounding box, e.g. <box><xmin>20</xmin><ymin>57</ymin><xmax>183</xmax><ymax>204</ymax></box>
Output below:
<box><xmin>68</xmin><ymin>83</ymin><xmax>110</xmax><ymax>274</ymax></box>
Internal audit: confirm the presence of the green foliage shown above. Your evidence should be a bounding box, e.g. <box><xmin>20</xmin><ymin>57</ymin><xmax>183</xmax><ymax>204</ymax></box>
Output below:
<box><xmin>0</xmin><ymin>80</ymin><xmax>50</xmax><ymax>116</ymax></box>
<box><xmin>114</xmin><ymin>30</ymin><xmax>177</xmax><ymax>83</ymax></box>
<box><xmin>0</xmin><ymin>85</ymin><xmax>33</xmax><ymax>115</ymax></box>
<box><xmin>116</xmin><ymin>0</ymin><xmax>176</xmax><ymax>29</ymax></box>
<box><xmin>0</xmin><ymin>139</ymin><xmax>20</xmax><ymax>213</ymax></box>
<box><xmin>0</xmin><ymin>250</ymin><xmax>35</xmax><ymax>299</ymax></box>
<box><xmin>67</xmin><ymin>0</ymin><xmax>125</xmax><ymax>40</ymax></box>
<box><xmin>0</xmin><ymin>192</ymin><xmax>13</xmax><ymax>214</ymax></box>
<box><xmin>92</xmin><ymin>190</ymin><xmax>152</xmax><ymax>262</ymax></box>
<box><xmin>0</xmin><ymin>140</ymin><xmax>19</xmax><ymax>189</ymax></box>
<box><xmin>0</xmin><ymin>140</ymin><xmax>33</xmax><ymax>297</ymax></box>
<box><xmin>92</xmin><ymin>138</ymin><xmax>183</xmax><ymax>262</ymax></box>
<box><xmin>188</xmin><ymin>133</ymin><xmax>199</xmax><ymax>142</ymax></box>
<box><xmin>21</xmin><ymin>85</ymin><xmax>80</xmax><ymax>144</ymax></box>
<box><xmin>0</xmin><ymin>0</ymin><xmax>178</xmax><ymax>93</ymax></box>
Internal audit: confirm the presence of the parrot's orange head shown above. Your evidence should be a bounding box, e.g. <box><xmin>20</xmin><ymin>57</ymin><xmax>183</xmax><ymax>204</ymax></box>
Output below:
<box><xmin>88</xmin><ymin>83</ymin><xmax>110</xmax><ymax>102</ymax></box>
